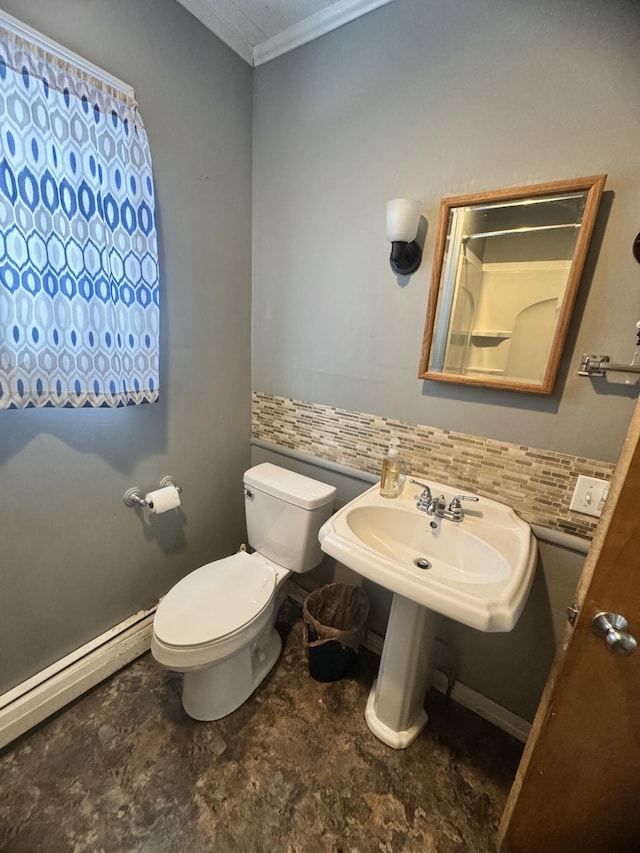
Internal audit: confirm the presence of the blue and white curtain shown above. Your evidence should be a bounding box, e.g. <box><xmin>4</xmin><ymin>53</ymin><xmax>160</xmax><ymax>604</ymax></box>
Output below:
<box><xmin>0</xmin><ymin>25</ymin><xmax>159</xmax><ymax>408</ymax></box>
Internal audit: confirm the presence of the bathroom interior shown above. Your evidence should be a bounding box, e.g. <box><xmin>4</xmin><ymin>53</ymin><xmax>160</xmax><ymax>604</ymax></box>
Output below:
<box><xmin>1</xmin><ymin>0</ymin><xmax>639</xmax><ymax>850</ymax></box>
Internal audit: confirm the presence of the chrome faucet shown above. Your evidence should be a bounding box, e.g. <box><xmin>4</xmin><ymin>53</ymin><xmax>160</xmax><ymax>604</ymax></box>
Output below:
<box><xmin>411</xmin><ymin>479</ymin><xmax>479</xmax><ymax>522</ymax></box>
<box><xmin>422</xmin><ymin>493</ymin><xmax>449</xmax><ymax>519</ymax></box>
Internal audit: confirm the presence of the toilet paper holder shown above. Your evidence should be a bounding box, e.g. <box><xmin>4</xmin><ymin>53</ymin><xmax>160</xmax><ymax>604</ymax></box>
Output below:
<box><xmin>123</xmin><ymin>476</ymin><xmax>182</xmax><ymax>508</ymax></box>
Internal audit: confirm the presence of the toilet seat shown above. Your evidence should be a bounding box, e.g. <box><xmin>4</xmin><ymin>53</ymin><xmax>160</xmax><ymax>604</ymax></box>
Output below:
<box><xmin>153</xmin><ymin>551</ymin><xmax>276</xmax><ymax>651</ymax></box>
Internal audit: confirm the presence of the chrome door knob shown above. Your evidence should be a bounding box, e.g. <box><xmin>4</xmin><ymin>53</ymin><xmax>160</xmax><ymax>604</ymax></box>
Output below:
<box><xmin>591</xmin><ymin>612</ymin><xmax>638</xmax><ymax>656</ymax></box>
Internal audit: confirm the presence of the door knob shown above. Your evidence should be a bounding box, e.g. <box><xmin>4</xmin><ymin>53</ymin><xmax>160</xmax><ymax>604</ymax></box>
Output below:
<box><xmin>590</xmin><ymin>612</ymin><xmax>638</xmax><ymax>656</ymax></box>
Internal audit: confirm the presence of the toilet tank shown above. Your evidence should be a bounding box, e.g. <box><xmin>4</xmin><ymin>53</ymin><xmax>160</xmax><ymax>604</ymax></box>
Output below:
<box><xmin>243</xmin><ymin>463</ymin><xmax>336</xmax><ymax>573</ymax></box>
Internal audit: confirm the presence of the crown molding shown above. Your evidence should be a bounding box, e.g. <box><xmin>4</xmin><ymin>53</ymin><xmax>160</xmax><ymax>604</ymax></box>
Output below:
<box><xmin>254</xmin><ymin>0</ymin><xmax>394</xmax><ymax>66</ymax></box>
<box><xmin>179</xmin><ymin>0</ymin><xmax>395</xmax><ymax>67</ymax></box>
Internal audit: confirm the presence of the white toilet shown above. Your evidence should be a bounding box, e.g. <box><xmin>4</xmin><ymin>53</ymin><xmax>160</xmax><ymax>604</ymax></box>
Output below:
<box><xmin>151</xmin><ymin>463</ymin><xmax>336</xmax><ymax>721</ymax></box>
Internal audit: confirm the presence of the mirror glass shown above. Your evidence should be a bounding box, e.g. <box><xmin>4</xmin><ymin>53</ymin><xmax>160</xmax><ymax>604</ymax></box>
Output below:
<box><xmin>419</xmin><ymin>176</ymin><xmax>606</xmax><ymax>394</ymax></box>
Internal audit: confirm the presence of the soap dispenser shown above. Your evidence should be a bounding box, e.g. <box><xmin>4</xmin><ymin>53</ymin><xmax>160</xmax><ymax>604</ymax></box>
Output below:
<box><xmin>380</xmin><ymin>438</ymin><xmax>405</xmax><ymax>499</ymax></box>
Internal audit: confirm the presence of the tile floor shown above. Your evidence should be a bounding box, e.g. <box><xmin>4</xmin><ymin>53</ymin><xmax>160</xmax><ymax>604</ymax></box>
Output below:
<box><xmin>0</xmin><ymin>602</ymin><xmax>523</xmax><ymax>852</ymax></box>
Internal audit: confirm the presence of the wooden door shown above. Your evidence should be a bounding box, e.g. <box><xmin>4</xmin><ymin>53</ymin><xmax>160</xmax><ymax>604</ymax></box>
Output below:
<box><xmin>499</xmin><ymin>399</ymin><xmax>640</xmax><ymax>851</ymax></box>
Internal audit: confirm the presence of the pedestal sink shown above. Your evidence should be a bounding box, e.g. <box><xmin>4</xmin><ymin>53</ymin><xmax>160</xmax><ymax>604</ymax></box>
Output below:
<box><xmin>318</xmin><ymin>478</ymin><xmax>537</xmax><ymax>748</ymax></box>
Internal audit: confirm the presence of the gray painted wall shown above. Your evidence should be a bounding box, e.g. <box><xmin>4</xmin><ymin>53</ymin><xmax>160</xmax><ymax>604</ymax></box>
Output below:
<box><xmin>0</xmin><ymin>0</ymin><xmax>253</xmax><ymax>693</ymax></box>
<box><xmin>251</xmin><ymin>0</ymin><xmax>640</xmax><ymax>722</ymax></box>
<box><xmin>252</xmin><ymin>0</ymin><xmax>640</xmax><ymax>463</ymax></box>
<box><xmin>2</xmin><ymin>0</ymin><xmax>638</xmax><ymax>723</ymax></box>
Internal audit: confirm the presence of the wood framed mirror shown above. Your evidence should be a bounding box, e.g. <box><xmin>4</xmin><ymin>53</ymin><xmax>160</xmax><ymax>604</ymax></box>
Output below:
<box><xmin>418</xmin><ymin>175</ymin><xmax>606</xmax><ymax>394</ymax></box>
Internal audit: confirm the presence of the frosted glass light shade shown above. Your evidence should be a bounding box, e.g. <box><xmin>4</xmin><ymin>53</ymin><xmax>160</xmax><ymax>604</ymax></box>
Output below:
<box><xmin>386</xmin><ymin>198</ymin><xmax>422</xmax><ymax>242</ymax></box>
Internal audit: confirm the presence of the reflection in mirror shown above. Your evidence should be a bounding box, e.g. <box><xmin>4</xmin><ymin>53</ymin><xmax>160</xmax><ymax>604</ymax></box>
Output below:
<box><xmin>419</xmin><ymin>176</ymin><xmax>606</xmax><ymax>394</ymax></box>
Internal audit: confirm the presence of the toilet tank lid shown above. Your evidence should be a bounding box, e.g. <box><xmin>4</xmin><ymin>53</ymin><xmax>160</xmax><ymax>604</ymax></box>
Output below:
<box><xmin>244</xmin><ymin>463</ymin><xmax>336</xmax><ymax>509</ymax></box>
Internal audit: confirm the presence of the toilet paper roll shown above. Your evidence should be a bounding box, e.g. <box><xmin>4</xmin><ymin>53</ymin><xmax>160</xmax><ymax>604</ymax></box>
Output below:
<box><xmin>145</xmin><ymin>485</ymin><xmax>181</xmax><ymax>514</ymax></box>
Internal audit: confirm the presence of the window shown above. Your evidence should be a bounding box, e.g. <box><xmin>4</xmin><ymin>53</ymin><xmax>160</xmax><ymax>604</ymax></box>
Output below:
<box><xmin>0</xmin><ymin>12</ymin><xmax>159</xmax><ymax>408</ymax></box>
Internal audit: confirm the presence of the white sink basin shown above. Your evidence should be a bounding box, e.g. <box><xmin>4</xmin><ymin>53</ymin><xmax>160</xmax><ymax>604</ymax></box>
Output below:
<box><xmin>318</xmin><ymin>478</ymin><xmax>537</xmax><ymax>749</ymax></box>
<box><xmin>346</xmin><ymin>505</ymin><xmax>509</xmax><ymax>584</ymax></box>
<box><xmin>319</xmin><ymin>479</ymin><xmax>536</xmax><ymax>632</ymax></box>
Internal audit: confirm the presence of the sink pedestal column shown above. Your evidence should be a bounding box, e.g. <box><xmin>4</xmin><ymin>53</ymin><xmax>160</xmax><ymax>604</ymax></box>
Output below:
<box><xmin>365</xmin><ymin>593</ymin><xmax>437</xmax><ymax>749</ymax></box>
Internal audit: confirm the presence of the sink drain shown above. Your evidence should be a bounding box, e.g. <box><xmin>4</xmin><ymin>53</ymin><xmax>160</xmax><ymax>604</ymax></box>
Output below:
<box><xmin>414</xmin><ymin>557</ymin><xmax>432</xmax><ymax>570</ymax></box>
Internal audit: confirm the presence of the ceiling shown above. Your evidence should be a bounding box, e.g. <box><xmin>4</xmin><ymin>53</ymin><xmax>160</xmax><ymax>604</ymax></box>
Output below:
<box><xmin>176</xmin><ymin>0</ymin><xmax>396</xmax><ymax>66</ymax></box>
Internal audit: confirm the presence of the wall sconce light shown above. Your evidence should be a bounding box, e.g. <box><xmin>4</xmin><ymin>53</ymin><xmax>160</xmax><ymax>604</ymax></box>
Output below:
<box><xmin>386</xmin><ymin>198</ymin><xmax>423</xmax><ymax>275</ymax></box>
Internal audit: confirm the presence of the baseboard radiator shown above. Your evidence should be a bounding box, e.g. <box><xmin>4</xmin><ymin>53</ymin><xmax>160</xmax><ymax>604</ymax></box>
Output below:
<box><xmin>0</xmin><ymin>607</ymin><xmax>156</xmax><ymax>750</ymax></box>
<box><xmin>0</xmin><ymin>591</ymin><xmax>530</xmax><ymax>750</ymax></box>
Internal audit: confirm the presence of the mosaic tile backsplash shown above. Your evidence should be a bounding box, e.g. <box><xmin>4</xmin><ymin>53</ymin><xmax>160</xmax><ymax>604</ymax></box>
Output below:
<box><xmin>252</xmin><ymin>392</ymin><xmax>616</xmax><ymax>539</ymax></box>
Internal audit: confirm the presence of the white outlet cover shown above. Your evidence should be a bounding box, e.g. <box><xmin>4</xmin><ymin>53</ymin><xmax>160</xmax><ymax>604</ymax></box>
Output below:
<box><xmin>569</xmin><ymin>475</ymin><xmax>609</xmax><ymax>517</ymax></box>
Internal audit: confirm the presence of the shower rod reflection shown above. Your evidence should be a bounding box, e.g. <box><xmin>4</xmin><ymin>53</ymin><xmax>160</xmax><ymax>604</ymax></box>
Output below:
<box><xmin>463</xmin><ymin>222</ymin><xmax>580</xmax><ymax>242</ymax></box>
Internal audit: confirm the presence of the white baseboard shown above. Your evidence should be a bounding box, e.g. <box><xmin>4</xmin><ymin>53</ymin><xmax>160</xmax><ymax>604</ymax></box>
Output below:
<box><xmin>430</xmin><ymin>671</ymin><xmax>531</xmax><ymax>742</ymax></box>
<box><xmin>1</xmin><ymin>588</ymin><xmax>532</xmax><ymax>751</ymax></box>
<box><xmin>0</xmin><ymin>607</ymin><xmax>156</xmax><ymax>750</ymax></box>
<box><xmin>288</xmin><ymin>581</ymin><xmax>531</xmax><ymax>743</ymax></box>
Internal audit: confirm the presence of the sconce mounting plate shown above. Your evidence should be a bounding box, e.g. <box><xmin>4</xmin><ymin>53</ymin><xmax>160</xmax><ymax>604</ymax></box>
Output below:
<box><xmin>389</xmin><ymin>240</ymin><xmax>422</xmax><ymax>275</ymax></box>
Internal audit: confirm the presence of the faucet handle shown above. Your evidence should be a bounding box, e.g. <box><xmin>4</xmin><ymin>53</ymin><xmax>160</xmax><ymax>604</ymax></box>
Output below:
<box><xmin>449</xmin><ymin>494</ymin><xmax>479</xmax><ymax>510</ymax></box>
<box><xmin>410</xmin><ymin>479</ymin><xmax>432</xmax><ymax>512</ymax></box>
<box><xmin>445</xmin><ymin>494</ymin><xmax>479</xmax><ymax>522</ymax></box>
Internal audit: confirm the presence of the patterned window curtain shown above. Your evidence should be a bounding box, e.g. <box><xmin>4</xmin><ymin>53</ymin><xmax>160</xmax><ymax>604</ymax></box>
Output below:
<box><xmin>0</xmin><ymin>25</ymin><xmax>159</xmax><ymax>409</ymax></box>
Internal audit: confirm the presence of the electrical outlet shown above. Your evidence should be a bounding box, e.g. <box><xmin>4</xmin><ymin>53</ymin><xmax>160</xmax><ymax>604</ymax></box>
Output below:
<box><xmin>569</xmin><ymin>475</ymin><xmax>609</xmax><ymax>517</ymax></box>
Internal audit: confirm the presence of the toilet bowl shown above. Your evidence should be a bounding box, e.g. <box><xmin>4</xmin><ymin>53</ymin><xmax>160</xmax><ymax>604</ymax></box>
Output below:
<box><xmin>151</xmin><ymin>463</ymin><xmax>336</xmax><ymax>721</ymax></box>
